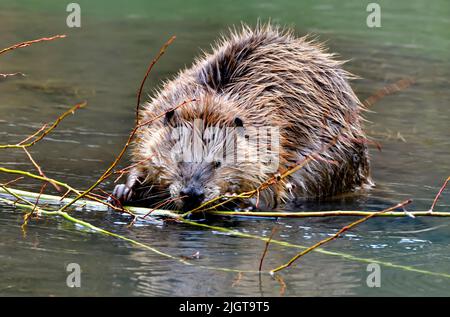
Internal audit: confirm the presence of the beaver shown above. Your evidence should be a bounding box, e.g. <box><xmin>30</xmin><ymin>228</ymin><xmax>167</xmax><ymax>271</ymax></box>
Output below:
<box><xmin>111</xmin><ymin>23</ymin><xmax>373</xmax><ymax>212</ymax></box>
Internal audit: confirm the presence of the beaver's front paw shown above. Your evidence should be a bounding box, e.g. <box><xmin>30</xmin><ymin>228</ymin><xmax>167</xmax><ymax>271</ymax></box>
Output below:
<box><xmin>108</xmin><ymin>184</ymin><xmax>134</xmax><ymax>206</ymax></box>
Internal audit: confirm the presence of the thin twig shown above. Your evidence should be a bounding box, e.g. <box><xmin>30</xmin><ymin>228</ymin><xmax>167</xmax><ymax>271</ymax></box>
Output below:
<box><xmin>363</xmin><ymin>78</ymin><xmax>415</xmax><ymax>108</ymax></box>
<box><xmin>273</xmin><ymin>274</ymin><xmax>287</xmax><ymax>296</ymax></box>
<box><xmin>231</xmin><ymin>272</ymin><xmax>243</xmax><ymax>287</ymax></box>
<box><xmin>128</xmin><ymin>195</ymin><xmax>186</xmax><ymax>227</ymax></box>
<box><xmin>22</xmin><ymin>183</ymin><xmax>48</xmax><ymax>232</ymax></box>
<box><xmin>0</xmin><ymin>35</ymin><xmax>66</xmax><ymax>56</ymax></box>
<box><xmin>17</xmin><ymin>124</ymin><xmax>48</xmax><ymax>146</ymax></box>
<box><xmin>429</xmin><ymin>176</ymin><xmax>450</xmax><ymax>212</ymax></box>
<box><xmin>0</xmin><ymin>101</ymin><xmax>86</xmax><ymax>149</ymax></box>
<box><xmin>0</xmin><ymin>72</ymin><xmax>26</xmax><ymax>79</ymax></box>
<box><xmin>113</xmin><ymin>157</ymin><xmax>153</xmax><ymax>183</ymax></box>
<box><xmin>0</xmin><ymin>177</ymin><xmax>24</xmax><ymax>187</ymax></box>
<box><xmin>259</xmin><ymin>225</ymin><xmax>279</xmax><ymax>272</ymax></box>
<box><xmin>136</xmin><ymin>36</ymin><xmax>176</xmax><ymax>125</ymax></box>
<box><xmin>22</xmin><ymin>147</ymin><xmax>61</xmax><ymax>191</ymax></box>
<box><xmin>209</xmin><ymin>210</ymin><xmax>450</xmax><ymax>217</ymax></box>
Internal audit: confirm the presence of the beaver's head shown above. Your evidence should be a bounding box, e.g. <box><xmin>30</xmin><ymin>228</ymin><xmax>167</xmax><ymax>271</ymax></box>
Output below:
<box><xmin>135</xmin><ymin>97</ymin><xmax>280</xmax><ymax>211</ymax></box>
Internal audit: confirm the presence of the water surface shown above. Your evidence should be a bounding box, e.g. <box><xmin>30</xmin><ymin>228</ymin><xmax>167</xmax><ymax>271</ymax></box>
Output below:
<box><xmin>1</xmin><ymin>0</ymin><xmax>449</xmax><ymax>296</ymax></box>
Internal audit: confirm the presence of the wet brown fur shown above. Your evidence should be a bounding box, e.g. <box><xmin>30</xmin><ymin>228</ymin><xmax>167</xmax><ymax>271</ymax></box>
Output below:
<box><xmin>123</xmin><ymin>23</ymin><xmax>373</xmax><ymax>210</ymax></box>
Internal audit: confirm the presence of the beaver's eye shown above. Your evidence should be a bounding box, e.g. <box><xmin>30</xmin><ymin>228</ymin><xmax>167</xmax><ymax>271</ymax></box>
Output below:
<box><xmin>234</xmin><ymin>117</ymin><xmax>244</xmax><ymax>127</ymax></box>
<box><xmin>164</xmin><ymin>109</ymin><xmax>175</xmax><ymax>125</ymax></box>
<box><xmin>213</xmin><ymin>161</ymin><xmax>221</xmax><ymax>169</ymax></box>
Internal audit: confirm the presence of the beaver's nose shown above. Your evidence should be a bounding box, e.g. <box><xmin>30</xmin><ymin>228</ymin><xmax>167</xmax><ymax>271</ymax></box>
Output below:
<box><xmin>180</xmin><ymin>186</ymin><xmax>205</xmax><ymax>211</ymax></box>
<box><xmin>180</xmin><ymin>186</ymin><xmax>205</xmax><ymax>201</ymax></box>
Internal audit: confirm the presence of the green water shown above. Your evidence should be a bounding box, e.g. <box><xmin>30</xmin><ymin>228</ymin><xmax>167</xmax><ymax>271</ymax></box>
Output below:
<box><xmin>0</xmin><ymin>0</ymin><xmax>449</xmax><ymax>296</ymax></box>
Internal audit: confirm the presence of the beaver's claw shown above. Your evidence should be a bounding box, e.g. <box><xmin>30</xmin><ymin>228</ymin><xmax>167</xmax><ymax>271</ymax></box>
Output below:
<box><xmin>108</xmin><ymin>184</ymin><xmax>133</xmax><ymax>206</ymax></box>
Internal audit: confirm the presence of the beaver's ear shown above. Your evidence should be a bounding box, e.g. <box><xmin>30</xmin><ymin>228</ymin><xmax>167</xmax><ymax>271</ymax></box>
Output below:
<box><xmin>234</xmin><ymin>117</ymin><xmax>244</xmax><ymax>127</ymax></box>
<box><xmin>164</xmin><ymin>109</ymin><xmax>175</xmax><ymax>125</ymax></box>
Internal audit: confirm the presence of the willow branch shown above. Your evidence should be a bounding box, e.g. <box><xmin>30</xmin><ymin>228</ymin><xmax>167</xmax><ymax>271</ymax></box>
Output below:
<box><xmin>22</xmin><ymin>147</ymin><xmax>61</xmax><ymax>191</ymax></box>
<box><xmin>22</xmin><ymin>183</ymin><xmax>48</xmax><ymax>232</ymax></box>
<box><xmin>0</xmin><ymin>35</ymin><xmax>66</xmax><ymax>56</ymax></box>
<box><xmin>2</xmin><ymin>186</ymin><xmax>449</xmax><ymax>218</ymax></box>
<box><xmin>209</xmin><ymin>210</ymin><xmax>450</xmax><ymax>217</ymax></box>
<box><xmin>259</xmin><ymin>225</ymin><xmax>279</xmax><ymax>272</ymax></box>
<box><xmin>363</xmin><ymin>78</ymin><xmax>415</xmax><ymax>108</ymax></box>
<box><xmin>429</xmin><ymin>176</ymin><xmax>450</xmax><ymax>212</ymax></box>
<box><xmin>136</xmin><ymin>36</ymin><xmax>176</xmax><ymax>125</ymax></box>
<box><xmin>0</xmin><ymin>72</ymin><xmax>26</xmax><ymax>79</ymax></box>
<box><xmin>0</xmin><ymin>101</ymin><xmax>87</xmax><ymax>149</ymax></box>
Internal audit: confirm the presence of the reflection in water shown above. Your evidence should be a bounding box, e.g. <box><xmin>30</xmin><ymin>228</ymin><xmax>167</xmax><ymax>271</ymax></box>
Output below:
<box><xmin>1</xmin><ymin>0</ymin><xmax>450</xmax><ymax>296</ymax></box>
